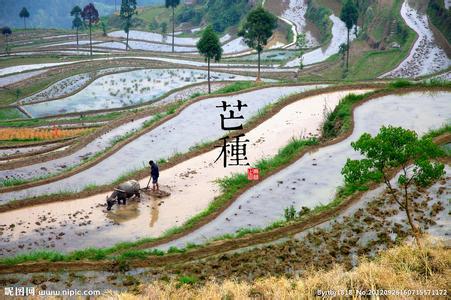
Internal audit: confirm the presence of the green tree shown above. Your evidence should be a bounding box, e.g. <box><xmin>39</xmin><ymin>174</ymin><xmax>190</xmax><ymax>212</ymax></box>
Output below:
<box><xmin>196</xmin><ymin>26</ymin><xmax>223</xmax><ymax>94</ymax></box>
<box><xmin>161</xmin><ymin>22</ymin><xmax>168</xmax><ymax>35</ymax></box>
<box><xmin>296</xmin><ymin>33</ymin><xmax>307</xmax><ymax>72</ymax></box>
<box><xmin>120</xmin><ymin>0</ymin><xmax>138</xmax><ymax>51</ymax></box>
<box><xmin>341</xmin><ymin>126</ymin><xmax>445</xmax><ymax>247</ymax></box>
<box><xmin>19</xmin><ymin>7</ymin><xmax>30</xmax><ymax>30</ymax></box>
<box><xmin>340</xmin><ymin>0</ymin><xmax>358</xmax><ymax>71</ymax></box>
<box><xmin>239</xmin><ymin>7</ymin><xmax>277</xmax><ymax>81</ymax></box>
<box><xmin>161</xmin><ymin>22</ymin><xmax>168</xmax><ymax>42</ymax></box>
<box><xmin>81</xmin><ymin>3</ymin><xmax>100</xmax><ymax>56</ymax></box>
<box><xmin>165</xmin><ymin>0</ymin><xmax>180</xmax><ymax>53</ymax></box>
<box><xmin>71</xmin><ymin>6</ymin><xmax>83</xmax><ymax>53</ymax></box>
<box><xmin>101</xmin><ymin>21</ymin><xmax>108</xmax><ymax>36</ymax></box>
<box><xmin>1</xmin><ymin>27</ymin><xmax>12</xmax><ymax>55</ymax></box>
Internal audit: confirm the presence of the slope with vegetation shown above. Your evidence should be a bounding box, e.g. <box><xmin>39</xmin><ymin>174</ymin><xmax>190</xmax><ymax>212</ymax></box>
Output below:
<box><xmin>427</xmin><ymin>0</ymin><xmax>451</xmax><ymax>44</ymax></box>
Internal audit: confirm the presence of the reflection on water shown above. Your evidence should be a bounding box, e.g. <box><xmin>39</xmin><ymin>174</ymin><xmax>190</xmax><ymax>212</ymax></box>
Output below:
<box><xmin>106</xmin><ymin>201</ymin><xmax>141</xmax><ymax>224</ymax></box>
<box><xmin>104</xmin><ymin>191</ymin><xmax>164</xmax><ymax>227</ymax></box>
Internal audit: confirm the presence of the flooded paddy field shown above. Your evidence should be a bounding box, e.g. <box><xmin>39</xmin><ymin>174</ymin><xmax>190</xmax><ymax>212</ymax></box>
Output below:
<box><xmin>285</xmin><ymin>15</ymin><xmax>356</xmax><ymax>67</ymax></box>
<box><xmin>382</xmin><ymin>1</ymin><xmax>451</xmax><ymax>78</ymax></box>
<box><xmin>0</xmin><ymin>85</ymin><xmax>323</xmax><ymax>203</ymax></box>
<box><xmin>281</xmin><ymin>0</ymin><xmax>319</xmax><ymax>48</ymax></box>
<box><xmin>0</xmin><ymin>142</ymin><xmax>69</xmax><ymax>160</ymax></box>
<box><xmin>0</xmin><ymin>70</ymin><xmax>48</xmax><ymax>88</ymax></box>
<box><xmin>0</xmin><ymin>115</ymin><xmax>153</xmax><ymax>181</ymax></box>
<box><xmin>158</xmin><ymin>91</ymin><xmax>451</xmax><ymax>250</ymax></box>
<box><xmin>21</xmin><ymin>69</ymin><xmax>261</xmax><ymax>117</ymax></box>
<box><xmin>17</xmin><ymin>67</ymin><xmax>140</xmax><ymax>105</ymax></box>
<box><xmin>0</xmin><ymin>82</ymin><xmax>228</xmax><ymax>181</ymax></box>
<box><xmin>0</xmin><ymin>166</ymin><xmax>447</xmax><ymax>290</ymax></box>
<box><xmin>0</xmin><ymin>85</ymin><xmax>336</xmax><ymax>254</ymax></box>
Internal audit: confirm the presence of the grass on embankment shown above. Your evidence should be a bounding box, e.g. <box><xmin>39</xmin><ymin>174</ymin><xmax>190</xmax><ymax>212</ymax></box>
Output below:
<box><xmin>0</xmin><ymin>111</ymin><xmax>125</xmax><ymax>128</ymax></box>
<box><xmin>1</xmin><ymin>81</ymin><xmax>449</xmax><ymax>265</ymax></box>
<box><xmin>0</xmin><ymin>107</ymin><xmax>27</xmax><ymax>120</ymax></box>
<box><xmin>0</xmin><ymin>137</ymin><xmax>317</xmax><ymax>266</ymax></box>
<box><xmin>112</xmin><ymin>238</ymin><xmax>449</xmax><ymax>298</ymax></box>
<box><xmin>322</xmin><ymin>79</ymin><xmax>451</xmax><ymax>139</ymax></box>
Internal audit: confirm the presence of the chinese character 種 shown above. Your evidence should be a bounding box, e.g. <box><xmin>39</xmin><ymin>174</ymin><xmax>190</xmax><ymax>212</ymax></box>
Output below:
<box><xmin>216</xmin><ymin>100</ymin><xmax>248</xmax><ymax>130</ymax></box>
<box><xmin>214</xmin><ymin>134</ymin><xmax>250</xmax><ymax>167</ymax></box>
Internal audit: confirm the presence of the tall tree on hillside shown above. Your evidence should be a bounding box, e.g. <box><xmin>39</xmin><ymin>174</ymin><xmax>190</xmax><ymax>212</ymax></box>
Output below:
<box><xmin>71</xmin><ymin>6</ymin><xmax>83</xmax><ymax>53</ymax></box>
<box><xmin>342</xmin><ymin>126</ymin><xmax>445</xmax><ymax>247</ymax></box>
<box><xmin>120</xmin><ymin>0</ymin><xmax>138</xmax><ymax>51</ymax></box>
<box><xmin>19</xmin><ymin>7</ymin><xmax>30</xmax><ymax>30</ymax></box>
<box><xmin>81</xmin><ymin>3</ymin><xmax>100</xmax><ymax>57</ymax></box>
<box><xmin>165</xmin><ymin>0</ymin><xmax>180</xmax><ymax>53</ymax></box>
<box><xmin>196</xmin><ymin>26</ymin><xmax>223</xmax><ymax>94</ymax></box>
<box><xmin>239</xmin><ymin>7</ymin><xmax>277</xmax><ymax>81</ymax></box>
<box><xmin>296</xmin><ymin>33</ymin><xmax>307</xmax><ymax>72</ymax></box>
<box><xmin>340</xmin><ymin>0</ymin><xmax>358</xmax><ymax>71</ymax></box>
<box><xmin>2</xmin><ymin>27</ymin><xmax>12</xmax><ymax>55</ymax></box>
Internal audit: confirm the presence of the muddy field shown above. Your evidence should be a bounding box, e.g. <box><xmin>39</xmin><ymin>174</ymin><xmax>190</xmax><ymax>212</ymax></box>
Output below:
<box><xmin>0</xmin><ymin>168</ymin><xmax>447</xmax><ymax>291</ymax></box>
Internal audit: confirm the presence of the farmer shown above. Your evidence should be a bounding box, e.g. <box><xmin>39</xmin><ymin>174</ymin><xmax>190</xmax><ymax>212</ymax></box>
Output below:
<box><xmin>148</xmin><ymin>160</ymin><xmax>160</xmax><ymax>191</ymax></box>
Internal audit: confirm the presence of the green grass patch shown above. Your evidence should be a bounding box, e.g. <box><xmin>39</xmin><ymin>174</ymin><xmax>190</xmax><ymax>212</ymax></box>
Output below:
<box><xmin>423</xmin><ymin>124</ymin><xmax>451</xmax><ymax>140</ymax></box>
<box><xmin>322</xmin><ymin>92</ymin><xmax>371</xmax><ymax>138</ymax></box>
<box><xmin>428</xmin><ymin>0</ymin><xmax>451</xmax><ymax>44</ymax></box>
<box><xmin>306</xmin><ymin>0</ymin><xmax>333</xmax><ymax>44</ymax></box>
<box><xmin>178</xmin><ymin>275</ymin><xmax>198</xmax><ymax>285</ymax></box>
<box><xmin>213</xmin><ymin>81</ymin><xmax>260</xmax><ymax>95</ymax></box>
<box><xmin>0</xmin><ymin>107</ymin><xmax>26</xmax><ymax>120</ymax></box>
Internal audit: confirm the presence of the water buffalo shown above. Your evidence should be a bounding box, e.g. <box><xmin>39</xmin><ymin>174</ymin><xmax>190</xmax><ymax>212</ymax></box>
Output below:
<box><xmin>106</xmin><ymin>180</ymin><xmax>140</xmax><ymax>211</ymax></box>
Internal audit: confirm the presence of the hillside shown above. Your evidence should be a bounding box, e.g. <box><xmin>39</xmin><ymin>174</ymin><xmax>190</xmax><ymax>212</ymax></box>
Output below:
<box><xmin>0</xmin><ymin>0</ymin><xmax>163</xmax><ymax>29</ymax></box>
<box><xmin>105</xmin><ymin>0</ymin><xmax>256</xmax><ymax>34</ymax></box>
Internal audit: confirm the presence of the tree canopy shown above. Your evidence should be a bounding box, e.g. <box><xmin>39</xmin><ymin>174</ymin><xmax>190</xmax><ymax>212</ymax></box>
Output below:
<box><xmin>342</xmin><ymin>126</ymin><xmax>445</xmax><ymax>246</ymax></box>
<box><xmin>120</xmin><ymin>0</ymin><xmax>138</xmax><ymax>33</ymax></box>
<box><xmin>81</xmin><ymin>3</ymin><xmax>100</xmax><ymax>25</ymax></box>
<box><xmin>19</xmin><ymin>7</ymin><xmax>30</xmax><ymax>18</ymax></box>
<box><xmin>72</xmin><ymin>15</ymin><xmax>83</xmax><ymax>30</ymax></box>
<box><xmin>238</xmin><ymin>7</ymin><xmax>277</xmax><ymax>53</ymax></box>
<box><xmin>165</xmin><ymin>0</ymin><xmax>180</xmax><ymax>8</ymax></box>
<box><xmin>71</xmin><ymin>6</ymin><xmax>83</xmax><ymax>30</ymax></box>
<box><xmin>196</xmin><ymin>25</ymin><xmax>223</xmax><ymax>93</ymax></box>
<box><xmin>196</xmin><ymin>26</ymin><xmax>223</xmax><ymax>62</ymax></box>
<box><xmin>2</xmin><ymin>27</ymin><xmax>12</xmax><ymax>36</ymax></box>
<box><xmin>70</xmin><ymin>5</ymin><xmax>81</xmax><ymax>17</ymax></box>
<box><xmin>340</xmin><ymin>0</ymin><xmax>358</xmax><ymax>30</ymax></box>
<box><xmin>342</xmin><ymin>126</ymin><xmax>444</xmax><ymax>188</ymax></box>
<box><xmin>120</xmin><ymin>0</ymin><xmax>138</xmax><ymax>50</ymax></box>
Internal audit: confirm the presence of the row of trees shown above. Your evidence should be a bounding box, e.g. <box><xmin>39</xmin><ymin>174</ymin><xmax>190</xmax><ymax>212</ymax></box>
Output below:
<box><xmin>69</xmin><ymin>1</ymin><xmax>137</xmax><ymax>56</ymax></box>
<box><xmin>197</xmin><ymin>7</ymin><xmax>277</xmax><ymax>93</ymax></box>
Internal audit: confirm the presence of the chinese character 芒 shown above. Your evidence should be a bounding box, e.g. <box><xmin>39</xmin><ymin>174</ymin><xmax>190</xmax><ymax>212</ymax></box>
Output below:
<box><xmin>214</xmin><ymin>134</ymin><xmax>250</xmax><ymax>167</ymax></box>
<box><xmin>216</xmin><ymin>100</ymin><xmax>248</xmax><ymax>130</ymax></box>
